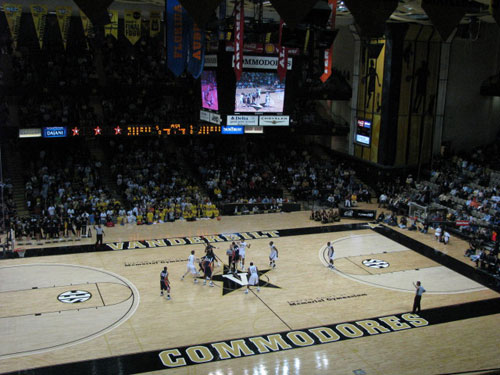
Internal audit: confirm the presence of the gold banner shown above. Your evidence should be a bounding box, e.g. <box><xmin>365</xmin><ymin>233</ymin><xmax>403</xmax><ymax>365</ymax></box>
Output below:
<box><xmin>30</xmin><ymin>4</ymin><xmax>48</xmax><ymax>49</ymax></box>
<box><xmin>80</xmin><ymin>10</ymin><xmax>92</xmax><ymax>37</ymax></box>
<box><xmin>3</xmin><ymin>3</ymin><xmax>22</xmax><ymax>49</ymax></box>
<box><xmin>124</xmin><ymin>10</ymin><xmax>141</xmax><ymax>45</ymax></box>
<box><xmin>104</xmin><ymin>9</ymin><xmax>118</xmax><ymax>39</ymax></box>
<box><xmin>149</xmin><ymin>11</ymin><xmax>161</xmax><ymax>37</ymax></box>
<box><xmin>55</xmin><ymin>6</ymin><xmax>72</xmax><ymax>50</ymax></box>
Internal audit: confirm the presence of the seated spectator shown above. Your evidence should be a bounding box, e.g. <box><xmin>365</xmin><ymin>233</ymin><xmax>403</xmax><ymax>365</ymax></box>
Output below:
<box><xmin>399</xmin><ymin>216</ymin><xmax>407</xmax><ymax>229</ymax></box>
<box><xmin>419</xmin><ymin>222</ymin><xmax>429</xmax><ymax>234</ymax></box>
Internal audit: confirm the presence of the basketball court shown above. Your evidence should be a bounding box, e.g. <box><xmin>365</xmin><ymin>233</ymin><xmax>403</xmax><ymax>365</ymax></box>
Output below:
<box><xmin>0</xmin><ymin>208</ymin><xmax>499</xmax><ymax>375</ymax></box>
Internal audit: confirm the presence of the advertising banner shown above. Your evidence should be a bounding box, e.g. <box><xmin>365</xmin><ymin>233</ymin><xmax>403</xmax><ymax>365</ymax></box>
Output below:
<box><xmin>42</xmin><ymin>127</ymin><xmax>67</xmax><ymax>138</ymax></box>
<box><xmin>150</xmin><ymin>11</ymin><xmax>161</xmax><ymax>37</ymax></box>
<box><xmin>104</xmin><ymin>10</ymin><xmax>119</xmax><ymax>39</ymax></box>
<box><xmin>221</xmin><ymin>126</ymin><xmax>244</xmax><ymax>134</ymax></box>
<box><xmin>226</xmin><ymin>115</ymin><xmax>258</xmax><ymax>126</ymax></box>
<box><xmin>124</xmin><ymin>10</ymin><xmax>142</xmax><ymax>45</ymax></box>
<box><xmin>167</xmin><ymin>0</ymin><xmax>188</xmax><ymax>76</ymax></box>
<box><xmin>277</xmin><ymin>19</ymin><xmax>288</xmax><ymax>82</ymax></box>
<box><xmin>259</xmin><ymin>115</ymin><xmax>289</xmax><ymax>126</ymax></box>
<box><xmin>186</xmin><ymin>20</ymin><xmax>205</xmax><ymax>79</ymax></box>
<box><xmin>339</xmin><ymin>208</ymin><xmax>377</xmax><ymax>220</ymax></box>
<box><xmin>232</xmin><ymin>56</ymin><xmax>292</xmax><ymax>70</ymax></box>
<box><xmin>233</xmin><ymin>0</ymin><xmax>244</xmax><ymax>81</ymax></box>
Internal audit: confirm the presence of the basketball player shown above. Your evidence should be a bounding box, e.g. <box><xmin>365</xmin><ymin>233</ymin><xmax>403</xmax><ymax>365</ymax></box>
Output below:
<box><xmin>160</xmin><ymin>266</ymin><xmax>171</xmax><ymax>300</ymax></box>
<box><xmin>269</xmin><ymin>241</ymin><xmax>278</xmax><ymax>268</ymax></box>
<box><xmin>226</xmin><ymin>242</ymin><xmax>238</xmax><ymax>273</ymax></box>
<box><xmin>238</xmin><ymin>240</ymin><xmax>250</xmax><ymax>270</ymax></box>
<box><xmin>202</xmin><ymin>249</ymin><xmax>215</xmax><ymax>287</ymax></box>
<box><xmin>232</xmin><ymin>243</ymin><xmax>240</xmax><ymax>273</ymax></box>
<box><xmin>264</xmin><ymin>92</ymin><xmax>271</xmax><ymax>107</ymax></box>
<box><xmin>181</xmin><ymin>250</ymin><xmax>200</xmax><ymax>283</ymax></box>
<box><xmin>327</xmin><ymin>242</ymin><xmax>335</xmax><ymax>269</ymax></box>
<box><xmin>245</xmin><ymin>262</ymin><xmax>260</xmax><ymax>294</ymax></box>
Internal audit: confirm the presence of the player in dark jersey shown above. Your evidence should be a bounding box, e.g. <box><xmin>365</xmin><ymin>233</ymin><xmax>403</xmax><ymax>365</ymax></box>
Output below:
<box><xmin>202</xmin><ymin>250</ymin><xmax>215</xmax><ymax>287</ymax></box>
<box><xmin>160</xmin><ymin>266</ymin><xmax>171</xmax><ymax>300</ymax></box>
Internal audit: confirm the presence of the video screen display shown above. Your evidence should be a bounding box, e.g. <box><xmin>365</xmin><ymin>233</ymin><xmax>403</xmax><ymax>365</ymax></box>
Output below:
<box><xmin>355</xmin><ymin>119</ymin><xmax>372</xmax><ymax>146</ymax></box>
<box><xmin>201</xmin><ymin>70</ymin><xmax>219</xmax><ymax>111</ymax></box>
<box><xmin>357</xmin><ymin>119</ymin><xmax>371</xmax><ymax>129</ymax></box>
<box><xmin>355</xmin><ymin>134</ymin><xmax>371</xmax><ymax>145</ymax></box>
<box><xmin>235</xmin><ymin>72</ymin><xmax>285</xmax><ymax>113</ymax></box>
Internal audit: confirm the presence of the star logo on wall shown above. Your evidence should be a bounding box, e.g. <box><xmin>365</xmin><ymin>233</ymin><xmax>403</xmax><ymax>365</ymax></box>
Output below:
<box><xmin>207</xmin><ymin>265</ymin><xmax>280</xmax><ymax>295</ymax></box>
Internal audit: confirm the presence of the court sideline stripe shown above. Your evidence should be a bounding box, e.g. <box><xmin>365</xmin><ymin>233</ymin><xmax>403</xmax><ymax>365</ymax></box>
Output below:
<box><xmin>15</xmin><ymin>223</ymin><xmax>371</xmax><ymax>258</ymax></box>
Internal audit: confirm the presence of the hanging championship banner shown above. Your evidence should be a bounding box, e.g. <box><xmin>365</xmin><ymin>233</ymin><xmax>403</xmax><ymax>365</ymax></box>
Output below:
<box><xmin>124</xmin><ymin>10</ymin><xmax>142</xmax><ymax>45</ymax></box>
<box><xmin>55</xmin><ymin>6</ymin><xmax>72</xmax><ymax>50</ymax></box>
<box><xmin>303</xmin><ymin>27</ymin><xmax>310</xmax><ymax>54</ymax></box>
<box><xmin>3</xmin><ymin>4</ymin><xmax>22</xmax><ymax>50</ymax></box>
<box><xmin>150</xmin><ymin>11</ymin><xmax>161</xmax><ymax>37</ymax></box>
<box><xmin>167</xmin><ymin>0</ymin><xmax>188</xmax><ymax>77</ymax></box>
<box><xmin>233</xmin><ymin>0</ymin><xmax>244</xmax><ymax>81</ymax></box>
<box><xmin>104</xmin><ymin>10</ymin><xmax>119</xmax><ymax>39</ymax></box>
<box><xmin>320</xmin><ymin>0</ymin><xmax>337</xmax><ymax>83</ymax></box>
<box><xmin>80</xmin><ymin>10</ymin><xmax>92</xmax><ymax>39</ymax></box>
<box><xmin>80</xmin><ymin>10</ymin><xmax>92</xmax><ymax>50</ymax></box>
<box><xmin>30</xmin><ymin>4</ymin><xmax>48</xmax><ymax>49</ymax></box>
<box><xmin>277</xmin><ymin>19</ymin><xmax>288</xmax><ymax>82</ymax></box>
<box><xmin>187</xmin><ymin>20</ymin><xmax>205</xmax><ymax>79</ymax></box>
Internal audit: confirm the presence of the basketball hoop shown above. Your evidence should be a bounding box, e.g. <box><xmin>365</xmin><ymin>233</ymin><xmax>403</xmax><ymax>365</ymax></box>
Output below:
<box><xmin>14</xmin><ymin>248</ymin><xmax>26</xmax><ymax>258</ymax></box>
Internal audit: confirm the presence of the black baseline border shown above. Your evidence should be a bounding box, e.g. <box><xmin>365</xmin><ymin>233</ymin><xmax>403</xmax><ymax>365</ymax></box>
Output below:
<box><xmin>4</xmin><ymin>297</ymin><xmax>499</xmax><ymax>375</ymax></box>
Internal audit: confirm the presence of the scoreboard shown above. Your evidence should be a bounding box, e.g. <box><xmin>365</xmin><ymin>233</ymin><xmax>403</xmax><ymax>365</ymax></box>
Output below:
<box><xmin>126</xmin><ymin>124</ymin><xmax>221</xmax><ymax>136</ymax></box>
<box><xmin>62</xmin><ymin>124</ymin><xmax>222</xmax><ymax>137</ymax></box>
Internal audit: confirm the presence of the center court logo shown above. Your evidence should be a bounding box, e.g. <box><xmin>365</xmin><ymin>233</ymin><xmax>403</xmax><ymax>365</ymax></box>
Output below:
<box><xmin>212</xmin><ymin>265</ymin><xmax>279</xmax><ymax>295</ymax></box>
<box><xmin>57</xmin><ymin>290</ymin><xmax>92</xmax><ymax>303</ymax></box>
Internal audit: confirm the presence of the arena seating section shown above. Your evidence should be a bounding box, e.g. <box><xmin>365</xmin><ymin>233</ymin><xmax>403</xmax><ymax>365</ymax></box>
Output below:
<box><xmin>0</xmin><ymin>14</ymin><xmax>498</xmax><ymax>277</ymax></box>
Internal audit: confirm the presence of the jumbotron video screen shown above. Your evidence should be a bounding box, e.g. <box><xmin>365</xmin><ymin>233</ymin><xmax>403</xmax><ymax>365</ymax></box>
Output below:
<box><xmin>235</xmin><ymin>72</ymin><xmax>285</xmax><ymax>113</ymax></box>
<box><xmin>201</xmin><ymin>70</ymin><xmax>219</xmax><ymax>111</ymax></box>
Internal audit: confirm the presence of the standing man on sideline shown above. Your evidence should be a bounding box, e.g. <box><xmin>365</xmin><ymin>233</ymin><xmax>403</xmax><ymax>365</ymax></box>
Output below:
<box><xmin>327</xmin><ymin>242</ymin><xmax>335</xmax><ymax>269</ymax></box>
<box><xmin>269</xmin><ymin>241</ymin><xmax>278</xmax><ymax>268</ymax></box>
<box><xmin>245</xmin><ymin>262</ymin><xmax>260</xmax><ymax>294</ymax></box>
<box><xmin>412</xmin><ymin>281</ymin><xmax>425</xmax><ymax>313</ymax></box>
<box><xmin>94</xmin><ymin>224</ymin><xmax>104</xmax><ymax>247</ymax></box>
<box><xmin>161</xmin><ymin>266</ymin><xmax>171</xmax><ymax>300</ymax></box>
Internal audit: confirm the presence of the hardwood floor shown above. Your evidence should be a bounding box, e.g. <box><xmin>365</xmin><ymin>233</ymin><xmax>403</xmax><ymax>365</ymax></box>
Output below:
<box><xmin>0</xmin><ymin>207</ymin><xmax>498</xmax><ymax>375</ymax></box>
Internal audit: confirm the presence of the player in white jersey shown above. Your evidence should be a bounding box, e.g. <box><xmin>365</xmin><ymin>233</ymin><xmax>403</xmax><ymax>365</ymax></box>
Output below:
<box><xmin>327</xmin><ymin>241</ymin><xmax>335</xmax><ymax>269</ymax></box>
<box><xmin>181</xmin><ymin>250</ymin><xmax>200</xmax><ymax>283</ymax></box>
<box><xmin>245</xmin><ymin>262</ymin><xmax>260</xmax><ymax>294</ymax></box>
<box><xmin>238</xmin><ymin>240</ymin><xmax>250</xmax><ymax>270</ymax></box>
<box><xmin>269</xmin><ymin>241</ymin><xmax>278</xmax><ymax>268</ymax></box>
